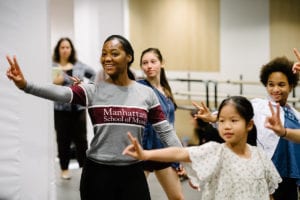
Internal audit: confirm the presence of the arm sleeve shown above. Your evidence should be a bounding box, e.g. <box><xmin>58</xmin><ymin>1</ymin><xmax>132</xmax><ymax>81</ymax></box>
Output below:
<box><xmin>83</xmin><ymin>63</ymin><xmax>96</xmax><ymax>82</ymax></box>
<box><xmin>258</xmin><ymin>148</ymin><xmax>282</xmax><ymax>194</ymax></box>
<box><xmin>146</xmin><ymin>91</ymin><xmax>182</xmax><ymax>147</ymax></box>
<box><xmin>153</xmin><ymin>119</ymin><xmax>182</xmax><ymax>147</ymax></box>
<box><xmin>183</xmin><ymin>142</ymin><xmax>223</xmax><ymax>188</ymax></box>
<box><xmin>23</xmin><ymin>81</ymin><xmax>73</xmax><ymax>103</ymax></box>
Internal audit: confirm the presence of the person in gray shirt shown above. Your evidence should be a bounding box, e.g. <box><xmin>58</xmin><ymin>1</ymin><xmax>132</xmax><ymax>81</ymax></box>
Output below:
<box><xmin>5</xmin><ymin>34</ymin><xmax>182</xmax><ymax>200</ymax></box>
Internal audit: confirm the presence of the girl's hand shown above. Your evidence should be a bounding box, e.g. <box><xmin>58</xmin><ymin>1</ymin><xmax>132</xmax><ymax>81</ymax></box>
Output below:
<box><xmin>264</xmin><ymin>102</ymin><xmax>286</xmax><ymax>137</ymax></box>
<box><xmin>176</xmin><ymin>164</ymin><xmax>186</xmax><ymax>176</ymax></box>
<box><xmin>69</xmin><ymin>76</ymin><xmax>82</xmax><ymax>86</ymax></box>
<box><xmin>192</xmin><ymin>101</ymin><xmax>216</xmax><ymax>123</ymax></box>
<box><xmin>292</xmin><ymin>48</ymin><xmax>300</xmax><ymax>74</ymax></box>
<box><xmin>122</xmin><ymin>132</ymin><xmax>147</xmax><ymax>160</ymax></box>
<box><xmin>6</xmin><ymin>55</ymin><xmax>27</xmax><ymax>89</ymax></box>
<box><xmin>188</xmin><ymin>180</ymin><xmax>200</xmax><ymax>191</ymax></box>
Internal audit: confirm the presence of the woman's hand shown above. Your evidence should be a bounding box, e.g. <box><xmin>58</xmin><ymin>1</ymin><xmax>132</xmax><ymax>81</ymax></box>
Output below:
<box><xmin>292</xmin><ymin>48</ymin><xmax>300</xmax><ymax>74</ymax></box>
<box><xmin>69</xmin><ymin>76</ymin><xmax>82</xmax><ymax>86</ymax></box>
<box><xmin>52</xmin><ymin>73</ymin><xmax>64</xmax><ymax>85</ymax></box>
<box><xmin>264</xmin><ymin>102</ymin><xmax>286</xmax><ymax>137</ymax></box>
<box><xmin>6</xmin><ymin>55</ymin><xmax>27</xmax><ymax>89</ymax></box>
<box><xmin>192</xmin><ymin>101</ymin><xmax>217</xmax><ymax>123</ymax></box>
<box><xmin>176</xmin><ymin>164</ymin><xmax>186</xmax><ymax>176</ymax></box>
<box><xmin>122</xmin><ymin>132</ymin><xmax>147</xmax><ymax>160</ymax></box>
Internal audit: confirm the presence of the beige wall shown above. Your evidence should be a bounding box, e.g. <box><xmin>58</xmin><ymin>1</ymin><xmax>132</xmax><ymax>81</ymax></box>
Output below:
<box><xmin>270</xmin><ymin>0</ymin><xmax>300</xmax><ymax>60</ymax></box>
<box><xmin>129</xmin><ymin>0</ymin><xmax>220</xmax><ymax>72</ymax></box>
<box><xmin>175</xmin><ymin>100</ymin><xmax>199</xmax><ymax>145</ymax></box>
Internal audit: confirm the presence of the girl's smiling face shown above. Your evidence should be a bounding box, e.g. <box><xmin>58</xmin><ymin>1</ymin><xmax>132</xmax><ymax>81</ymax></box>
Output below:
<box><xmin>266</xmin><ymin>72</ymin><xmax>292</xmax><ymax>106</ymax></box>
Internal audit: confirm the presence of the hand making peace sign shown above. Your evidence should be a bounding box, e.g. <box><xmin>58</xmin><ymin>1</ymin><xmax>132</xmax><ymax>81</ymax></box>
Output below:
<box><xmin>192</xmin><ymin>101</ymin><xmax>217</xmax><ymax>123</ymax></box>
<box><xmin>5</xmin><ymin>55</ymin><xmax>27</xmax><ymax>89</ymax></box>
<box><xmin>292</xmin><ymin>48</ymin><xmax>300</xmax><ymax>74</ymax></box>
<box><xmin>264</xmin><ymin>102</ymin><xmax>286</xmax><ymax>137</ymax></box>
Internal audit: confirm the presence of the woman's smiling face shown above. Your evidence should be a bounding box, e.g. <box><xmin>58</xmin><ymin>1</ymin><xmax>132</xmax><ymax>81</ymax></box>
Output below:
<box><xmin>101</xmin><ymin>38</ymin><xmax>131</xmax><ymax>79</ymax></box>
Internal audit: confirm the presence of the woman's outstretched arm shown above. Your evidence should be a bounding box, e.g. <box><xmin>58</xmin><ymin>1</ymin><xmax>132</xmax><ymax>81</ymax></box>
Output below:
<box><xmin>6</xmin><ymin>55</ymin><xmax>73</xmax><ymax>103</ymax></box>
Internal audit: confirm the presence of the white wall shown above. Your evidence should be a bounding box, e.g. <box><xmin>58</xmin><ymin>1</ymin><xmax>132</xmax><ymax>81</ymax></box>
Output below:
<box><xmin>0</xmin><ymin>1</ymin><xmax>55</xmax><ymax>200</ymax></box>
<box><xmin>74</xmin><ymin>0</ymin><xmax>125</xmax><ymax>71</ymax></box>
<box><xmin>218</xmin><ymin>0</ymin><xmax>269</xmax><ymax>98</ymax></box>
<box><xmin>220</xmin><ymin>0</ymin><xmax>270</xmax><ymax>80</ymax></box>
<box><xmin>50</xmin><ymin>0</ymin><xmax>74</xmax><ymax>50</ymax></box>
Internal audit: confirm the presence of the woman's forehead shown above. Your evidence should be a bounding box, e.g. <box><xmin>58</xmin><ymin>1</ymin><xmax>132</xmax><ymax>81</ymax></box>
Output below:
<box><xmin>103</xmin><ymin>39</ymin><xmax>123</xmax><ymax>50</ymax></box>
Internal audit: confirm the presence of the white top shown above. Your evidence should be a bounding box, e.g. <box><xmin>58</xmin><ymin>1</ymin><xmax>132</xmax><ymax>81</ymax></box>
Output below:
<box><xmin>183</xmin><ymin>142</ymin><xmax>281</xmax><ymax>200</ymax></box>
<box><xmin>251</xmin><ymin>98</ymin><xmax>300</xmax><ymax>159</ymax></box>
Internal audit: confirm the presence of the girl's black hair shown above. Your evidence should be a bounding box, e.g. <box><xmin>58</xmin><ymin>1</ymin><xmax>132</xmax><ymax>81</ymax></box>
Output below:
<box><xmin>217</xmin><ymin>96</ymin><xmax>253</xmax><ymax>123</ymax></box>
<box><xmin>104</xmin><ymin>35</ymin><xmax>135</xmax><ymax>80</ymax></box>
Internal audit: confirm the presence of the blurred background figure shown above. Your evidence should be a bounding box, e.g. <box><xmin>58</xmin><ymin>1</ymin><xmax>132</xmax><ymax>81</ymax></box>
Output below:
<box><xmin>190</xmin><ymin>109</ymin><xmax>223</xmax><ymax>145</ymax></box>
<box><xmin>52</xmin><ymin>37</ymin><xmax>96</xmax><ymax>180</ymax></box>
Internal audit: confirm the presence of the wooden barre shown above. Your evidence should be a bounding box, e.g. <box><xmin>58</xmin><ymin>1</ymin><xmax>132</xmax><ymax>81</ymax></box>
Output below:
<box><xmin>174</xmin><ymin>91</ymin><xmax>300</xmax><ymax>103</ymax></box>
<box><xmin>169</xmin><ymin>78</ymin><xmax>260</xmax><ymax>85</ymax></box>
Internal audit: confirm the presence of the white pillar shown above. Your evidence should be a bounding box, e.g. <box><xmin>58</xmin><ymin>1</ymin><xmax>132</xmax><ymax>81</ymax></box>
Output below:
<box><xmin>0</xmin><ymin>0</ymin><xmax>55</xmax><ymax>199</ymax></box>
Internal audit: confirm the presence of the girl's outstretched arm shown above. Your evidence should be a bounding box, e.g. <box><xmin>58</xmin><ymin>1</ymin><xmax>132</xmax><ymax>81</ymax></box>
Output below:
<box><xmin>123</xmin><ymin>132</ymin><xmax>191</xmax><ymax>162</ymax></box>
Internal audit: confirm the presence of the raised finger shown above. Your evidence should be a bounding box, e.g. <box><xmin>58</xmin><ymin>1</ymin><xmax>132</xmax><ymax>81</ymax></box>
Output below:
<box><xmin>13</xmin><ymin>56</ymin><xmax>21</xmax><ymax>72</ymax></box>
<box><xmin>73</xmin><ymin>76</ymin><xmax>80</xmax><ymax>81</ymax></box>
<box><xmin>127</xmin><ymin>132</ymin><xmax>138</xmax><ymax>146</ymax></box>
<box><xmin>6</xmin><ymin>55</ymin><xmax>14</xmax><ymax>67</ymax></box>
<box><xmin>69</xmin><ymin>76</ymin><xmax>79</xmax><ymax>82</ymax></box>
<box><xmin>275</xmin><ymin>103</ymin><xmax>280</xmax><ymax>119</ymax></box>
<box><xmin>293</xmin><ymin>48</ymin><xmax>300</xmax><ymax>62</ymax></box>
<box><xmin>268</xmin><ymin>101</ymin><xmax>275</xmax><ymax>116</ymax></box>
<box><xmin>200</xmin><ymin>101</ymin><xmax>209</xmax><ymax>112</ymax></box>
<box><xmin>192</xmin><ymin>101</ymin><xmax>202</xmax><ymax>110</ymax></box>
